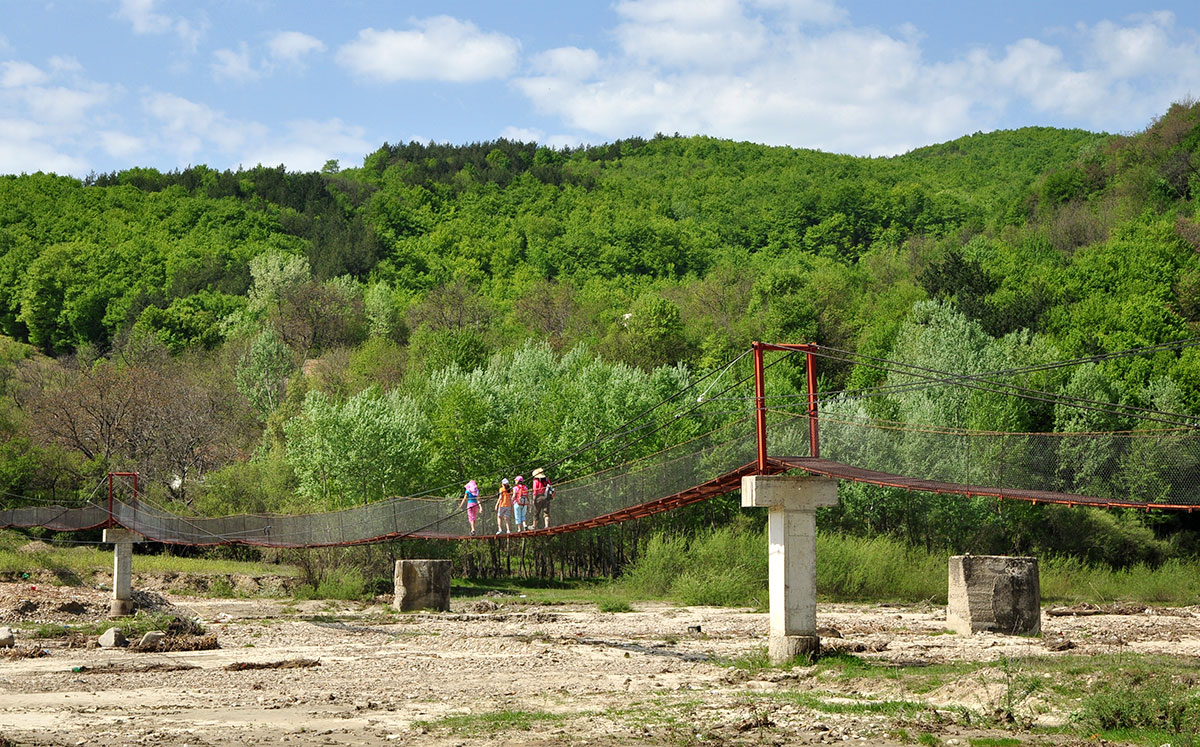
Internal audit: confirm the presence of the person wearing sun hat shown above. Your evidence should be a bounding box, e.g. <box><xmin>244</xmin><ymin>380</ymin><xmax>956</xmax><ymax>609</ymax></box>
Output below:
<box><xmin>531</xmin><ymin>468</ymin><xmax>553</xmax><ymax>529</ymax></box>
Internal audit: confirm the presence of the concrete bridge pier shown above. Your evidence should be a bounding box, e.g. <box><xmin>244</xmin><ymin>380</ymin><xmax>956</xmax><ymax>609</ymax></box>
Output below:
<box><xmin>742</xmin><ymin>475</ymin><xmax>839</xmax><ymax>663</ymax></box>
<box><xmin>103</xmin><ymin>528</ymin><xmax>140</xmax><ymax>617</ymax></box>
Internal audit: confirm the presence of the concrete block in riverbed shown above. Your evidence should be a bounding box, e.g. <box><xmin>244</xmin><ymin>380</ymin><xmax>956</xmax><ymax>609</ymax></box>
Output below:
<box><xmin>948</xmin><ymin>555</ymin><xmax>1041</xmax><ymax>636</ymax></box>
<box><xmin>393</xmin><ymin>560</ymin><xmax>451</xmax><ymax>612</ymax></box>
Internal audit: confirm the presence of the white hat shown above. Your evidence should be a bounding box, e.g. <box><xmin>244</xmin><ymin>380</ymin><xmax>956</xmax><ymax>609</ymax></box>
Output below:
<box><xmin>502</xmin><ymin>478</ymin><xmax>509</xmax><ymax>485</ymax></box>
<box><xmin>532</xmin><ymin>468</ymin><xmax>546</xmax><ymax>479</ymax></box>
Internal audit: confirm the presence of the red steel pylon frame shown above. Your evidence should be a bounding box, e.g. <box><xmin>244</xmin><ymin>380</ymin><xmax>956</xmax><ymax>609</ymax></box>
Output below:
<box><xmin>752</xmin><ymin>342</ymin><xmax>819</xmax><ymax>473</ymax></box>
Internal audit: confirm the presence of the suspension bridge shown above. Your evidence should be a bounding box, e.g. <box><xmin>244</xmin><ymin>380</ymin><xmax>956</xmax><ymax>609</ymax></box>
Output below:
<box><xmin>4</xmin><ymin>341</ymin><xmax>1200</xmax><ymax>547</ymax></box>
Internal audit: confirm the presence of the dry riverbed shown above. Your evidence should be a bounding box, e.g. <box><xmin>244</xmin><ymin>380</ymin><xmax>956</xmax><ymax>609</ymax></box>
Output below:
<box><xmin>0</xmin><ymin>580</ymin><xmax>1197</xmax><ymax>745</ymax></box>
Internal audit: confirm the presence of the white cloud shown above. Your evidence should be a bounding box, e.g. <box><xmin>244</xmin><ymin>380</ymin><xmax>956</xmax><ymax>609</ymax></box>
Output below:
<box><xmin>0</xmin><ymin>123</ymin><xmax>88</xmax><ymax>174</ymax></box>
<box><xmin>529</xmin><ymin>47</ymin><xmax>600</xmax><ymax>79</ymax></box>
<box><xmin>48</xmin><ymin>56</ymin><xmax>84</xmax><ymax>75</ymax></box>
<box><xmin>614</xmin><ymin>0</ymin><xmax>768</xmax><ymax>68</ymax></box>
<box><xmin>117</xmin><ymin>0</ymin><xmax>171</xmax><ymax>34</ymax></box>
<box><xmin>500</xmin><ymin>126</ymin><xmax>543</xmax><ymax>142</ymax></box>
<box><xmin>212</xmin><ymin>43</ymin><xmax>260</xmax><ymax>82</ymax></box>
<box><xmin>0</xmin><ymin>62</ymin><xmax>49</xmax><ymax>88</ymax></box>
<box><xmin>267</xmin><ymin>31</ymin><xmax>326</xmax><ymax>64</ymax></box>
<box><xmin>98</xmin><ymin>130</ymin><xmax>144</xmax><ymax>159</ymax></box>
<box><xmin>212</xmin><ymin>33</ymin><xmax>326</xmax><ymax>83</ymax></box>
<box><xmin>1089</xmin><ymin>12</ymin><xmax>1183</xmax><ymax>79</ymax></box>
<box><xmin>116</xmin><ymin>0</ymin><xmax>205</xmax><ymax>50</ymax></box>
<box><xmin>143</xmin><ymin>92</ymin><xmax>262</xmax><ymax>160</ymax></box>
<box><xmin>0</xmin><ymin>56</ymin><xmax>124</xmax><ymax>175</ymax></box>
<box><xmin>240</xmin><ymin>118</ymin><xmax>373</xmax><ymax>171</ymax></box>
<box><xmin>337</xmin><ymin>17</ymin><xmax>520</xmax><ymax>82</ymax></box>
<box><xmin>751</xmin><ymin>0</ymin><xmax>845</xmax><ymax>25</ymax></box>
<box><xmin>24</xmin><ymin>86</ymin><xmax>112</xmax><ymax>125</ymax></box>
<box><xmin>516</xmin><ymin>3</ymin><xmax>1200</xmax><ymax>155</ymax></box>
<box><xmin>0</xmin><ymin>44</ymin><xmax>374</xmax><ymax>176</ymax></box>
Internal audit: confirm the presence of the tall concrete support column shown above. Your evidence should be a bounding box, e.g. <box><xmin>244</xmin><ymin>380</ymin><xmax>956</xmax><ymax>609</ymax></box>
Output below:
<box><xmin>103</xmin><ymin>528</ymin><xmax>139</xmax><ymax>617</ymax></box>
<box><xmin>742</xmin><ymin>475</ymin><xmax>838</xmax><ymax>663</ymax></box>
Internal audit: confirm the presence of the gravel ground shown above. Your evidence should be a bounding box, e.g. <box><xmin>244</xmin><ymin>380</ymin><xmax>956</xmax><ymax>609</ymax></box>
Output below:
<box><xmin>0</xmin><ymin>580</ymin><xmax>1197</xmax><ymax>746</ymax></box>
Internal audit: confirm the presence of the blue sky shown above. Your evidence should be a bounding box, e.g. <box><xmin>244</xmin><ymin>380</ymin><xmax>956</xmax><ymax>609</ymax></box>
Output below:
<box><xmin>2</xmin><ymin>1</ymin><xmax>1199</xmax><ymax>176</ymax></box>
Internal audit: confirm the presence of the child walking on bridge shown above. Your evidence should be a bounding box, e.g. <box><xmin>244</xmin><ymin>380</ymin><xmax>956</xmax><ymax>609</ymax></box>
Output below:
<box><xmin>496</xmin><ymin>478</ymin><xmax>514</xmax><ymax>534</ymax></box>
<box><xmin>512</xmin><ymin>476</ymin><xmax>528</xmax><ymax>530</ymax></box>
<box><xmin>458</xmin><ymin>480</ymin><xmax>482</xmax><ymax>535</ymax></box>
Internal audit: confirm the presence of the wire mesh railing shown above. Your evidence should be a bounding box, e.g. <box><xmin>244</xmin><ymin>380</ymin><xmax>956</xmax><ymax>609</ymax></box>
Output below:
<box><xmin>8</xmin><ymin>366</ymin><xmax>1200</xmax><ymax>546</ymax></box>
<box><xmin>0</xmin><ymin>424</ymin><xmax>759</xmax><ymax>547</ymax></box>
<box><xmin>772</xmin><ymin>411</ymin><xmax>1200</xmax><ymax>506</ymax></box>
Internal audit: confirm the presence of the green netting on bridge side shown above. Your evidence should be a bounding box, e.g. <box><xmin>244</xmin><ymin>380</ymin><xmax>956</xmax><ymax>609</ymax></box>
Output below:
<box><xmin>8</xmin><ymin>408</ymin><xmax>1200</xmax><ymax>546</ymax></box>
<box><xmin>0</xmin><ymin>504</ymin><xmax>110</xmax><ymax>533</ymax></box>
<box><xmin>770</xmin><ymin>412</ymin><xmax>1200</xmax><ymax>506</ymax></box>
<box><xmin>0</xmin><ymin>426</ymin><xmax>759</xmax><ymax>547</ymax></box>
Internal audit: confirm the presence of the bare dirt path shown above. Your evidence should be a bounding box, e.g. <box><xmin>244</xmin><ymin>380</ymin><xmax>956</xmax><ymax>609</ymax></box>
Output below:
<box><xmin>0</xmin><ymin>581</ymin><xmax>1197</xmax><ymax>745</ymax></box>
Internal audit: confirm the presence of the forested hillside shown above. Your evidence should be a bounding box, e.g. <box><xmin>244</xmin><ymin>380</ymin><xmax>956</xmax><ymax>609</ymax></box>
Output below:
<box><xmin>3</xmin><ymin>101</ymin><xmax>1200</xmax><ymax>571</ymax></box>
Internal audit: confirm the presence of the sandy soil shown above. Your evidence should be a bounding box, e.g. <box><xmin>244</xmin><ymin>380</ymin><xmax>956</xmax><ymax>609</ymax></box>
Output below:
<box><xmin>0</xmin><ymin>580</ymin><xmax>1197</xmax><ymax>746</ymax></box>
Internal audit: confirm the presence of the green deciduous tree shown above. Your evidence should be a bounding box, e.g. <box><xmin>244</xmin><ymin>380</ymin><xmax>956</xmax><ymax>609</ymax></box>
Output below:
<box><xmin>235</xmin><ymin>329</ymin><xmax>294</xmax><ymax>419</ymax></box>
<box><xmin>285</xmin><ymin>387</ymin><xmax>428</xmax><ymax>506</ymax></box>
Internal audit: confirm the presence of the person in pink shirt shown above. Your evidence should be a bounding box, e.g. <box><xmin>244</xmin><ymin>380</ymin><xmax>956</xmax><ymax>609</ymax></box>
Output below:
<box><xmin>511</xmin><ymin>476</ymin><xmax>529</xmax><ymax>530</ymax></box>
<box><xmin>531</xmin><ymin>468</ymin><xmax>553</xmax><ymax>529</ymax></box>
<box><xmin>458</xmin><ymin>480</ymin><xmax>482</xmax><ymax>535</ymax></box>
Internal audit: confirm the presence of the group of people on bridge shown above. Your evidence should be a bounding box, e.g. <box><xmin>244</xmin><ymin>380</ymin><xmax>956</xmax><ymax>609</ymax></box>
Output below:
<box><xmin>458</xmin><ymin>468</ymin><xmax>554</xmax><ymax>535</ymax></box>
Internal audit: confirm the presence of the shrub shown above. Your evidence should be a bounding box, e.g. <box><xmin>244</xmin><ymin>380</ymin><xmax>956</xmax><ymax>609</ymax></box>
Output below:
<box><xmin>293</xmin><ymin>566</ymin><xmax>370</xmax><ymax>601</ymax></box>
<box><xmin>620</xmin><ymin>522</ymin><xmax>949</xmax><ymax>607</ymax></box>
<box><xmin>1079</xmin><ymin>672</ymin><xmax>1200</xmax><ymax>736</ymax></box>
<box><xmin>597</xmin><ymin>598</ymin><xmax>633</xmax><ymax>613</ymax></box>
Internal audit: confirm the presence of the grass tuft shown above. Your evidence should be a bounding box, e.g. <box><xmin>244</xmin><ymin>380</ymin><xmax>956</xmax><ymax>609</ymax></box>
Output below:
<box><xmin>417</xmin><ymin>709</ymin><xmax>563</xmax><ymax>736</ymax></box>
<box><xmin>597</xmin><ymin>598</ymin><xmax>633</xmax><ymax>613</ymax></box>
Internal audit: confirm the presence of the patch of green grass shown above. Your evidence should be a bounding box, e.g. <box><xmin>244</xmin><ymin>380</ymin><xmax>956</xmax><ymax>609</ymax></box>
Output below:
<box><xmin>1076</xmin><ymin>667</ymin><xmax>1200</xmax><ymax>741</ymax></box>
<box><xmin>718</xmin><ymin>647</ymin><xmax>801</xmax><ymax>673</ymax></box>
<box><xmin>816</xmin><ymin>533</ymin><xmax>946</xmax><ymax>603</ymax></box>
<box><xmin>293</xmin><ymin>567</ymin><xmax>370</xmax><ymax>601</ymax></box>
<box><xmin>28</xmin><ymin>612</ymin><xmax>203</xmax><ymax>640</ymax></box>
<box><xmin>734</xmin><ymin>651</ymin><xmax>1200</xmax><ymax>746</ymax></box>
<box><xmin>597</xmin><ymin>598</ymin><xmax>633</xmax><ymax>613</ymax></box>
<box><xmin>619</xmin><ymin>518</ymin><xmax>768</xmax><ymax>608</ymax></box>
<box><xmin>207</xmin><ymin>578</ymin><xmax>236</xmax><ymax>598</ymax></box>
<box><xmin>1041</xmin><ymin>555</ymin><xmax>1200</xmax><ymax>606</ymax></box>
<box><xmin>604</xmin><ymin>699</ymin><xmax>716</xmax><ymax>743</ymax></box>
<box><xmin>0</xmin><ymin>540</ymin><xmax>297</xmax><ymax>581</ymax></box>
<box><xmin>451</xmin><ymin>577</ymin><xmax>616</xmax><ymax>605</ymax></box>
<box><xmin>917</xmin><ymin>732</ymin><xmax>941</xmax><ymax>746</ymax></box>
<box><xmin>774</xmin><ymin>691</ymin><xmax>930</xmax><ymax>717</ymax></box>
<box><xmin>416</xmin><ymin>709</ymin><xmax>563</xmax><ymax>736</ymax></box>
<box><xmin>618</xmin><ymin>523</ymin><xmax>1200</xmax><ymax>609</ymax></box>
<box><xmin>969</xmin><ymin>739</ymin><xmax>1023</xmax><ymax>747</ymax></box>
